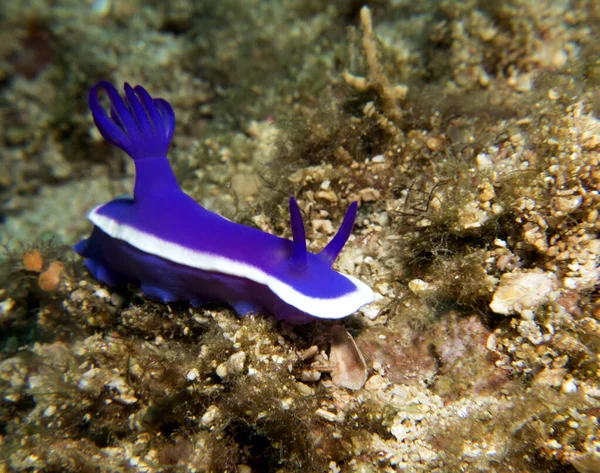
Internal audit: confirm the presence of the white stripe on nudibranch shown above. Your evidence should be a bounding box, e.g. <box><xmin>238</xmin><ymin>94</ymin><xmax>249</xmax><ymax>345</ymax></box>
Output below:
<box><xmin>89</xmin><ymin>209</ymin><xmax>374</xmax><ymax>319</ymax></box>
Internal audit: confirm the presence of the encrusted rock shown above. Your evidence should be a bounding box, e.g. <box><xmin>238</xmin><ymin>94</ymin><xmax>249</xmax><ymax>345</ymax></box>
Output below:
<box><xmin>518</xmin><ymin>319</ymin><xmax>544</xmax><ymax>345</ymax></box>
<box><xmin>359</xmin><ymin>188</ymin><xmax>381</xmax><ymax>202</ymax></box>
<box><xmin>457</xmin><ymin>201</ymin><xmax>489</xmax><ymax>229</ymax></box>
<box><xmin>490</xmin><ymin>270</ymin><xmax>556</xmax><ymax>315</ymax></box>
<box><xmin>553</xmin><ymin>195</ymin><xmax>582</xmax><ymax>213</ymax></box>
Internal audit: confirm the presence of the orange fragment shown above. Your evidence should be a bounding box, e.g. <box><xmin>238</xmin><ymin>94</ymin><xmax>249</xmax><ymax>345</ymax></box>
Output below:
<box><xmin>23</xmin><ymin>250</ymin><xmax>44</xmax><ymax>272</ymax></box>
<box><xmin>38</xmin><ymin>261</ymin><xmax>65</xmax><ymax>292</ymax></box>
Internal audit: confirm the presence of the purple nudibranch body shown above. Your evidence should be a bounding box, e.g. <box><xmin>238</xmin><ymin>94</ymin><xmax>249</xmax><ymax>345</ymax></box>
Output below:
<box><xmin>74</xmin><ymin>81</ymin><xmax>374</xmax><ymax>323</ymax></box>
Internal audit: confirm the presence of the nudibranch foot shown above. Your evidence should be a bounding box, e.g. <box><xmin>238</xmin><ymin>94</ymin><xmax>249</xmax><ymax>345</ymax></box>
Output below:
<box><xmin>232</xmin><ymin>301</ymin><xmax>260</xmax><ymax>317</ymax></box>
<box><xmin>140</xmin><ymin>284</ymin><xmax>180</xmax><ymax>304</ymax></box>
<box><xmin>75</xmin><ymin>81</ymin><xmax>375</xmax><ymax>324</ymax></box>
<box><xmin>75</xmin><ymin>226</ymin><xmax>320</xmax><ymax>323</ymax></box>
<box><xmin>75</xmin><ymin>237</ymin><xmax>128</xmax><ymax>287</ymax></box>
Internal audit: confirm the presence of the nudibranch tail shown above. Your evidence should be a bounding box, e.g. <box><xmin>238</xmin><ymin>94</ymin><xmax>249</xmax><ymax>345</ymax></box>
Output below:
<box><xmin>319</xmin><ymin>201</ymin><xmax>358</xmax><ymax>266</ymax></box>
<box><xmin>288</xmin><ymin>197</ymin><xmax>307</xmax><ymax>270</ymax></box>
<box><xmin>88</xmin><ymin>81</ymin><xmax>175</xmax><ymax>160</ymax></box>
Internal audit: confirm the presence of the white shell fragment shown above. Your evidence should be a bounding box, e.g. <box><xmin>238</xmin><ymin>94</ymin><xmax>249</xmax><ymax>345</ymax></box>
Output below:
<box><xmin>201</xmin><ymin>405</ymin><xmax>221</xmax><ymax>426</ymax></box>
<box><xmin>186</xmin><ymin>368</ymin><xmax>200</xmax><ymax>381</ymax></box>
<box><xmin>489</xmin><ymin>269</ymin><xmax>556</xmax><ymax>316</ymax></box>
<box><xmin>0</xmin><ymin>298</ymin><xmax>15</xmax><ymax>318</ymax></box>
<box><xmin>329</xmin><ymin>325</ymin><xmax>368</xmax><ymax>390</ymax></box>
<box><xmin>408</xmin><ymin>278</ymin><xmax>432</xmax><ymax>294</ymax></box>
<box><xmin>106</xmin><ymin>376</ymin><xmax>138</xmax><ymax>405</ymax></box>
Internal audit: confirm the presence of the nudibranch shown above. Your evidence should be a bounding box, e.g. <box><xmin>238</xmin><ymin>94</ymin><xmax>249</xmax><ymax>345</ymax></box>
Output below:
<box><xmin>74</xmin><ymin>81</ymin><xmax>374</xmax><ymax>323</ymax></box>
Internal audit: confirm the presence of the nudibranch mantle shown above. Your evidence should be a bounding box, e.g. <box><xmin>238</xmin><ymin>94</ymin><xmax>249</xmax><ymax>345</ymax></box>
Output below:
<box><xmin>75</xmin><ymin>81</ymin><xmax>374</xmax><ymax>323</ymax></box>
